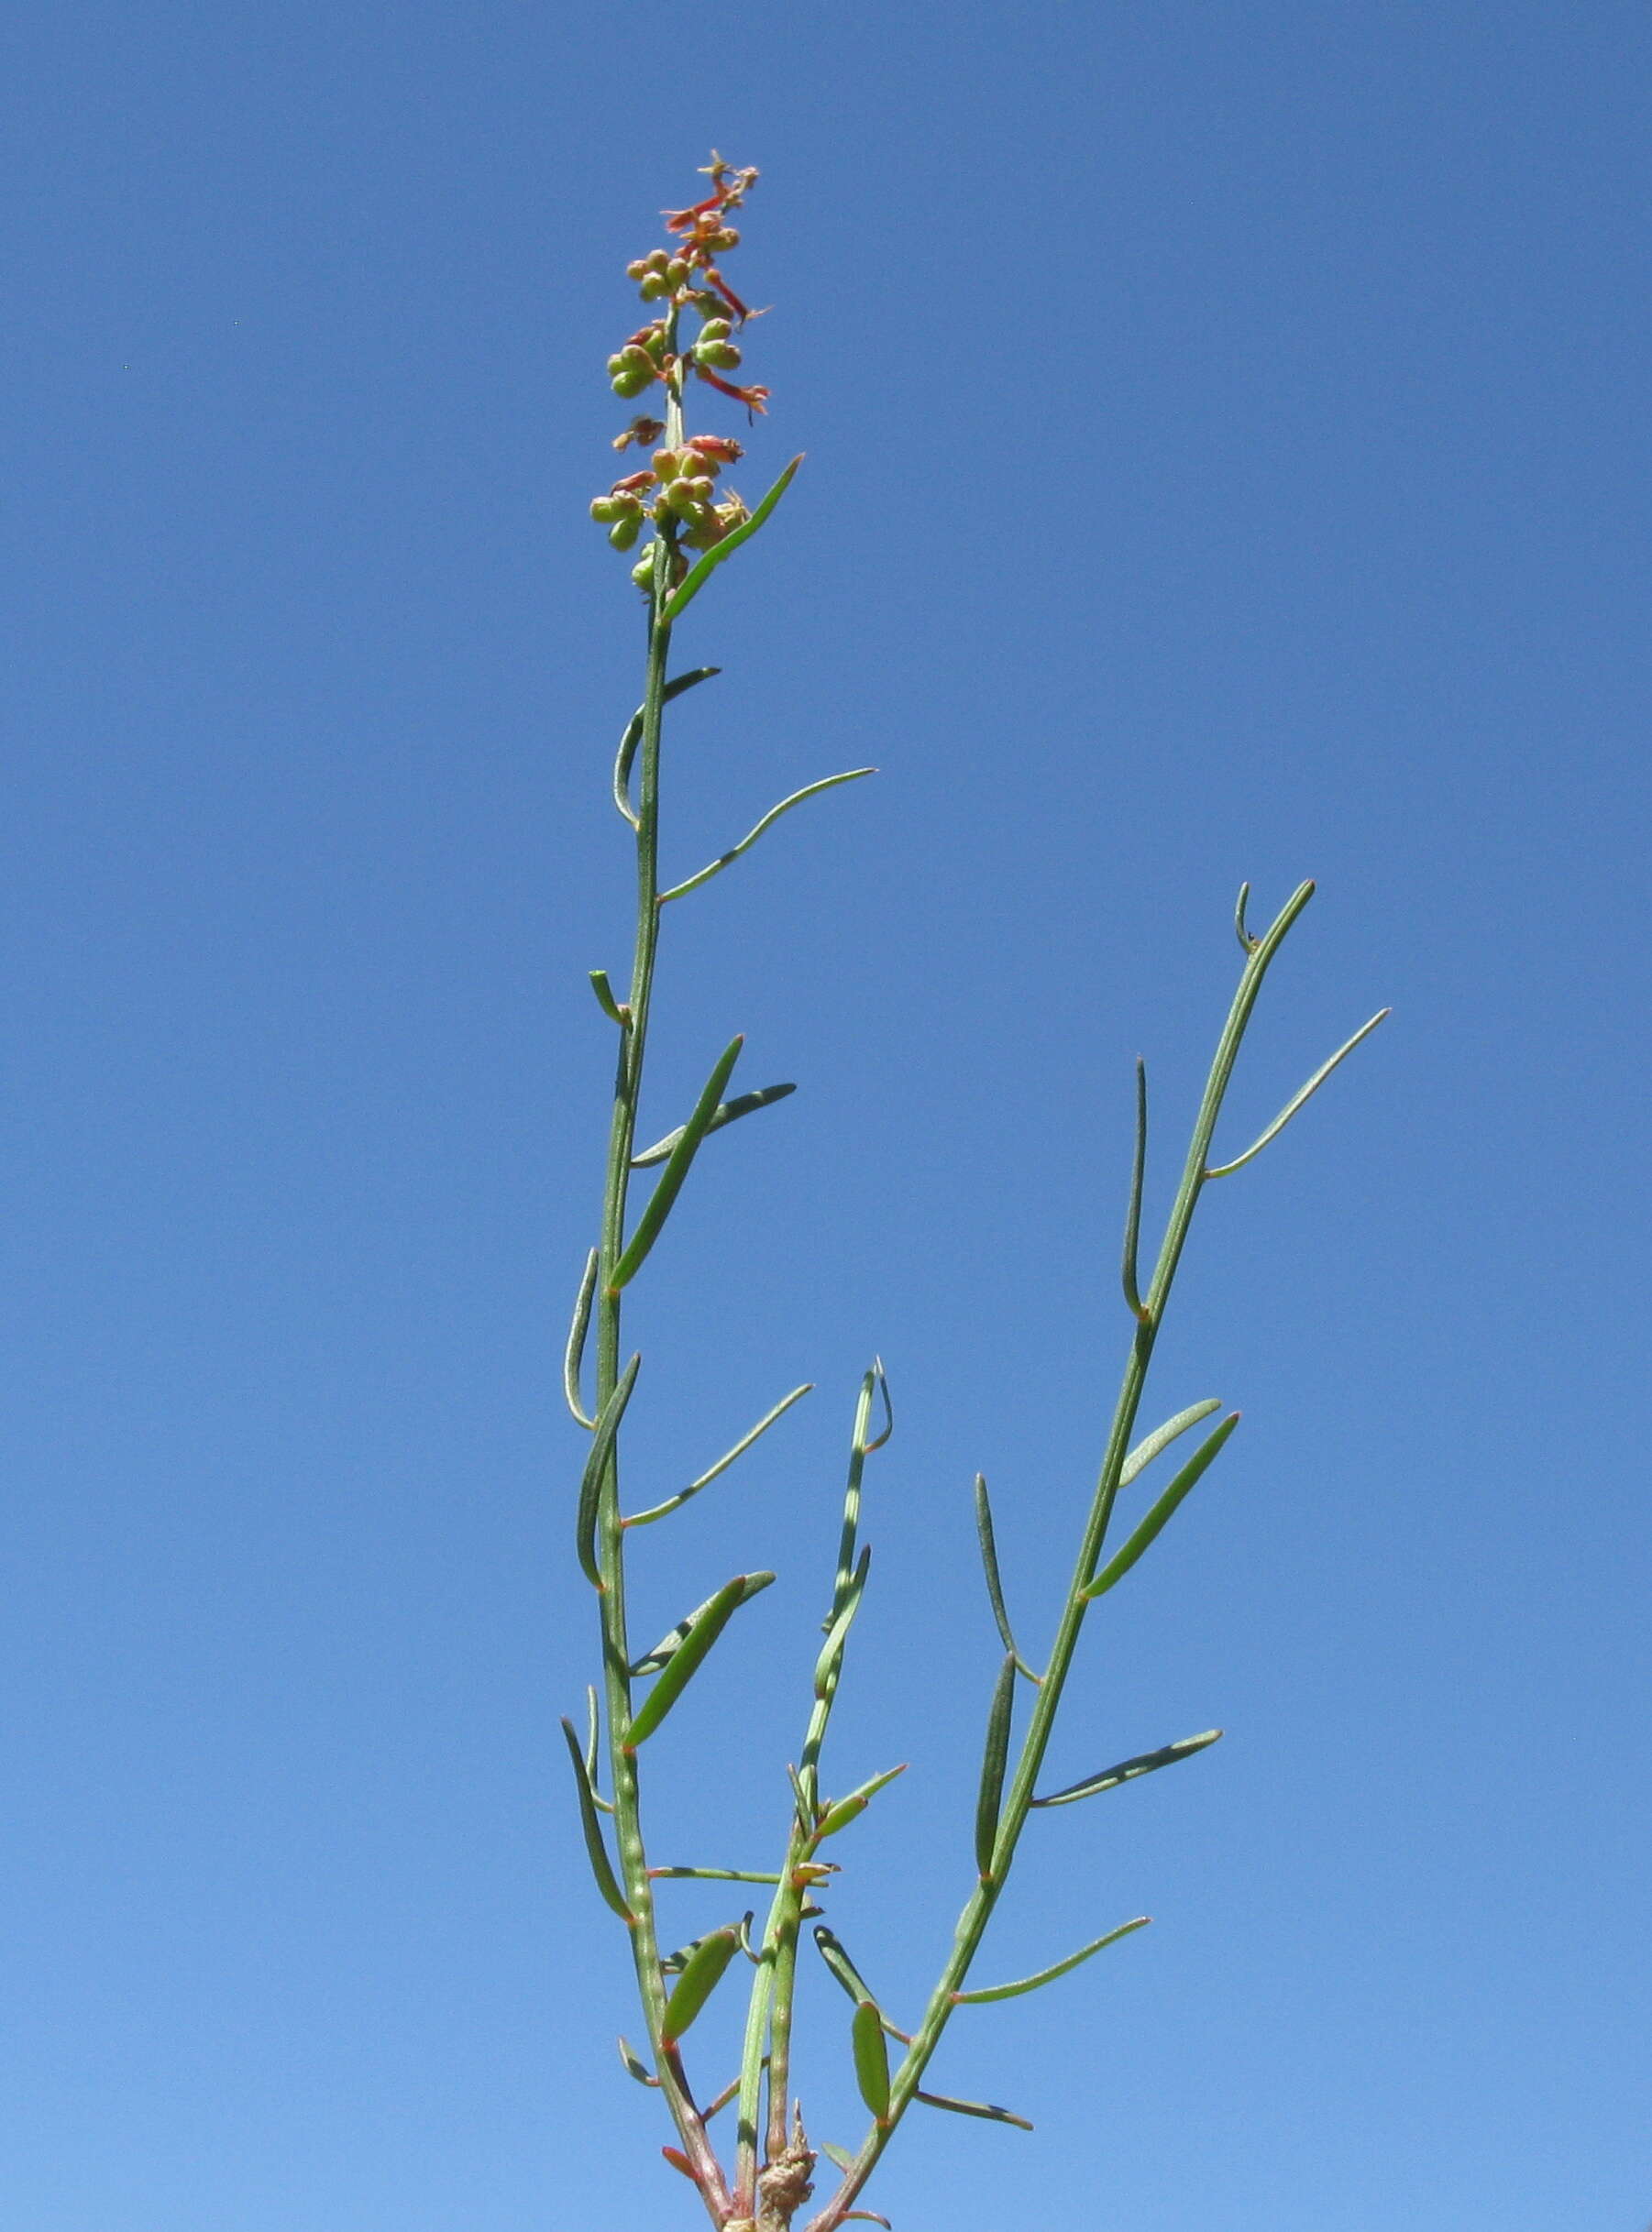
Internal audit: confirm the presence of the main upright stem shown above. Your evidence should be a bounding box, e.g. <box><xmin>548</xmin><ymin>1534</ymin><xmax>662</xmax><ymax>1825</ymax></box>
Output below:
<box><xmin>589</xmin><ymin>349</ymin><xmax>733</xmax><ymax>2215</ymax></box>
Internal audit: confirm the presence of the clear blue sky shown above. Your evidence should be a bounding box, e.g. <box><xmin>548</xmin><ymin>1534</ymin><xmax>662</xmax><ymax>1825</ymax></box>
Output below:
<box><xmin>5</xmin><ymin>6</ymin><xmax>1649</xmax><ymax>2229</ymax></box>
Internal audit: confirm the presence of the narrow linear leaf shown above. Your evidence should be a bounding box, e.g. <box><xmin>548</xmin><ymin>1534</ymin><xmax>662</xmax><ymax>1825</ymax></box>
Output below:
<box><xmin>617</xmin><ymin>2034</ymin><xmax>659</xmax><ymax>2087</ymax></box>
<box><xmin>624</xmin><ymin>1381</ymin><xmax>812</xmax><ymax>1527</ymax></box>
<box><xmin>660</xmin><ymin>454</ymin><xmax>803</xmax><ymax>621</ymax></box>
<box><xmin>632</xmin><ymin>1080</ymin><xmax>797</xmax><ymax>1167</ymax></box>
<box><xmin>813</xmin><ymin>1926</ymin><xmax>910</xmax><ymax>2041</ymax></box>
<box><xmin>656</xmin><ymin>767</ymin><xmax>876</xmax><ymax>906</ymax></box>
<box><xmin>1082</xmin><ymin>1413</ymin><xmax>1241</xmax><ymax>1601</ymax></box>
<box><xmin>575</xmin><ymin>1354</ymin><xmax>641</xmax><ymax>1589</ymax></box>
<box><xmin>563</xmin><ymin>1248</ymin><xmax>599</xmax><ymax>1430</ymax></box>
<box><xmin>582</xmin><ymin>1684</ymin><xmax>600</xmax><ymax>1789</ymax></box>
<box><xmin>975</xmin><ymin>1653</ymin><xmax>1017</xmax><ymax>1879</ymax></box>
<box><xmin>1234</xmin><ymin>878</ymin><xmax>1260</xmax><ymax>954</ymax></box>
<box><xmin>661</xmin><ymin>1924</ymin><xmax>742</xmax><ymax>2042</ymax></box>
<box><xmin>1121</xmin><ymin>1056</ymin><xmax>1150</xmax><ymax>1320</ymax></box>
<box><xmin>851</xmin><ymin>2000</ymin><xmax>891</xmax><ymax>2120</ymax></box>
<box><xmin>1031</xmin><ymin>1729</ymin><xmax>1223</xmax><ymax>1809</ymax></box>
<box><xmin>627</xmin><ymin>1571</ymin><xmax>766</xmax><ymax>1745</ymax></box>
<box><xmin>650</xmin><ymin>1864</ymin><xmax>784</xmax><ymax>1885</ymax></box>
<box><xmin>843</xmin><ymin>2215</ymin><xmax>892</xmax><ymax>2227</ymax></box>
<box><xmin>973</xmin><ymin>1475</ymin><xmax>1041</xmax><ymax>1683</ymax></box>
<box><xmin>820</xmin><ymin>2142</ymin><xmax>855</xmax><ymax>2173</ymax></box>
<box><xmin>913</xmin><ymin>2088</ymin><xmax>1032</xmax><ymax>2132</ymax></box>
<box><xmin>1120</xmin><ymin>1397</ymin><xmax>1224</xmax><ymax>1487</ymax></box>
<box><xmin>953</xmin><ymin>1916</ymin><xmax>1151</xmax><ymax>2003</ymax></box>
<box><xmin>588</xmin><ymin>968</ymin><xmax>629</xmax><ymax>1027</ymax></box>
<box><xmin>813</xmin><ymin>1762</ymin><xmax>908</xmax><ymax>1842</ymax></box>
<box><xmin>822</xmin><ymin>1361</ymin><xmax>889</xmax><ymax>1635</ymax></box>
<box><xmin>633</xmin><ymin>1571</ymin><xmax>776</xmax><ymax>1676</ymax></box>
<box><xmin>613</xmin><ymin>665</ymin><xmax>721</xmax><ymax>827</ymax></box>
<box><xmin>1206</xmin><ymin>1007</ymin><xmax>1392</xmax><ymax>1178</ymax></box>
<box><xmin>660</xmin><ymin>2146</ymin><xmax>699</xmax><ymax>2183</ymax></box>
<box><xmin>812</xmin><ymin>1544</ymin><xmax>871</xmax><ymax>1702</ymax></box>
<box><xmin>559</xmin><ymin>1717</ymin><xmax>631</xmax><ymax>1921</ymax></box>
<box><xmin>611</xmin><ymin>1036</ymin><xmax>743</xmax><ymax>1290</ymax></box>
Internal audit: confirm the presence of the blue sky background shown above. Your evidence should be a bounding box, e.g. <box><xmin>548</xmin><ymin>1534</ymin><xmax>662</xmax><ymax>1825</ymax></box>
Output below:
<box><xmin>5</xmin><ymin>5</ymin><xmax>1650</xmax><ymax>2228</ymax></box>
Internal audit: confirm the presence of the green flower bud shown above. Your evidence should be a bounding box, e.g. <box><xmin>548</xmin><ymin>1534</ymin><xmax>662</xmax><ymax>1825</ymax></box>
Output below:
<box><xmin>639</xmin><ymin>272</ymin><xmax>669</xmax><ymax>301</ymax></box>
<box><xmin>708</xmin><ymin>225</ymin><xmax>740</xmax><ymax>250</ymax></box>
<box><xmin>697</xmin><ymin>316</ymin><xmax>732</xmax><ymax>343</ymax></box>
<box><xmin>652</xmin><ymin>447</ymin><xmax>681</xmax><ymax>481</ymax></box>
<box><xmin>608</xmin><ymin>514</ymin><xmax>642</xmax><ymax>551</ymax></box>
<box><xmin>589</xmin><ymin>496</ymin><xmax>622</xmax><ymax>522</ymax></box>
<box><xmin>611</xmin><ymin>367</ymin><xmax>653</xmax><ymax>399</ymax></box>
<box><xmin>645</xmin><ymin>247</ymin><xmax>670</xmax><ymax>273</ymax></box>
<box><xmin>666</xmin><ymin>258</ymin><xmax>690</xmax><ymax>287</ymax></box>
<box><xmin>693</xmin><ymin>338</ymin><xmax>742</xmax><ymax>370</ymax></box>
<box><xmin>630</xmin><ymin>549</ymin><xmax>655</xmax><ymax>589</ymax></box>
<box><xmin>624</xmin><ymin>258</ymin><xmax>648</xmax><ymax>282</ymax></box>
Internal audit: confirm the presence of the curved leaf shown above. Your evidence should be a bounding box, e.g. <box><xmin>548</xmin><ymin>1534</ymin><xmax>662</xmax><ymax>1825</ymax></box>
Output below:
<box><xmin>660</xmin><ymin>455</ymin><xmax>802</xmax><ymax>621</ymax></box>
<box><xmin>626</xmin><ymin>1571</ymin><xmax>766</xmax><ymax>1745</ymax></box>
<box><xmin>953</xmin><ymin>1915</ymin><xmax>1150</xmax><ymax>2003</ymax></box>
<box><xmin>559</xmin><ymin>1717</ymin><xmax>630</xmax><ymax>1921</ymax></box>
<box><xmin>1030</xmin><ymin>1728</ymin><xmax>1222</xmax><ymax>1809</ymax></box>
<box><xmin>575</xmin><ymin>1354</ymin><xmax>641</xmax><ymax>1588</ymax></box>
<box><xmin>1082</xmin><ymin>1413</ymin><xmax>1240</xmax><ymax>1600</ymax></box>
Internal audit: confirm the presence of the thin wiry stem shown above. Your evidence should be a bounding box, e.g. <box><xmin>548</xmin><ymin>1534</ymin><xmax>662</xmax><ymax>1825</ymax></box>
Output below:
<box><xmin>588</xmin><ymin>324</ymin><xmax>732</xmax><ymax>2225</ymax></box>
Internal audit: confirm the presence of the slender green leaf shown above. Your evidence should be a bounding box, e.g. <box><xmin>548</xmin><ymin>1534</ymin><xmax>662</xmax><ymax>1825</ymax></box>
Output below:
<box><xmin>953</xmin><ymin>1916</ymin><xmax>1151</xmax><ymax>2003</ymax></box>
<box><xmin>813</xmin><ymin>1762</ymin><xmax>907</xmax><ymax>1842</ymax></box>
<box><xmin>1031</xmin><ymin>1729</ymin><xmax>1223</xmax><ymax>1809</ymax></box>
<box><xmin>617</xmin><ymin>2034</ymin><xmax>659</xmax><ymax>2087</ymax></box>
<box><xmin>612</xmin><ymin>665</ymin><xmax>721</xmax><ymax>828</ymax></box>
<box><xmin>588</xmin><ymin>968</ymin><xmax>629</xmax><ymax>1027</ymax></box>
<box><xmin>660</xmin><ymin>455</ymin><xmax>803</xmax><ymax>621</ymax></box>
<box><xmin>559</xmin><ymin>1717</ymin><xmax>631</xmax><ymax>1921</ymax></box>
<box><xmin>813</xmin><ymin>1927</ymin><xmax>910</xmax><ymax>2041</ymax></box>
<box><xmin>812</xmin><ymin>1544</ymin><xmax>871</xmax><ymax>1702</ymax></box>
<box><xmin>1206</xmin><ymin>1007</ymin><xmax>1391</xmax><ymax>1178</ymax></box>
<box><xmin>624</xmin><ymin>1383</ymin><xmax>811</xmax><ymax>1527</ymax></box>
<box><xmin>662</xmin><ymin>1924</ymin><xmax>741</xmax><ymax>2042</ymax></box>
<box><xmin>1081</xmin><ymin>1413</ymin><xmax>1240</xmax><ymax>1601</ymax></box>
<box><xmin>656</xmin><ymin>767</ymin><xmax>876</xmax><ymax>906</ymax></box>
<box><xmin>632</xmin><ymin>1571</ymin><xmax>776</xmax><ymax>1676</ymax></box>
<box><xmin>820</xmin><ymin>2141</ymin><xmax>855</xmax><ymax>2173</ymax></box>
<box><xmin>975</xmin><ymin>1653</ymin><xmax>1017</xmax><ymax>1879</ymax></box>
<box><xmin>563</xmin><ymin>1248</ymin><xmax>598</xmax><ymax>1430</ymax></box>
<box><xmin>913</xmin><ymin>2088</ymin><xmax>1031</xmax><ymax>2132</ymax></box>
<box><xmin>650</xmin><ymin>1864</ymin><xmax>783</xmax><ymax>1884</ymax></box>
<box><xmin>626</xmin><ymin>1571</ymin><xmax>765</xmax><ymax>1745</ymax></box>
<box><xmin>1234</xmin><ymin>878</ymin><xmax>1260</xmax><ymax>953</ymax></box>
<box><xmin>823</xmin><ymin>1361</ymin><xmax>889</xmax><ymax>1636</ymax></box>
<box><xmin>582</xmin><ymin>1683</ymin><xmax>602</xmax><ymax>1791</ymax></box>
<box><xmin>851</xmin><ymin>2000</ymin><xmax>890</xmax><ymax>2120</ymax></box>
<box><xmin>973</xmin><ymin>1474</ymin><xmax>1040</xmax><ymax>1683</ymax></box>
<box><xmin>611</xmin><ymin>1036</ymin><xmax>743</xmax><ymax>1290</ymax></box>
<box><xmin>575</xmin><ymin>1353</ymin><xmax>641</xmax><ymax>1589</ymax></box>
<box><xmin>1121</xmin><ymin>1056</ymin><xmax>1150</xmax><ymax>1320</ymax></box>
<box><xmin>632</xmin><ymin>1081</ymin><xmax>797</xmax><ymax>1167</ymax></box>
<box><xmin>1120</xmin><ymin>1397</ymin><xmax>1223</xmax><ymax>1487</ymax></box>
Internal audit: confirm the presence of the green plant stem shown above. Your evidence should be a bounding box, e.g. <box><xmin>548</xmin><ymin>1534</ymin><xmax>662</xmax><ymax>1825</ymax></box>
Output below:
<box><xmin>589</xmin><ymin>340</ymin><xmax>732</xmax><ymax>2224</ymax></box>
<box><xmin>802</xmin><ymin>882</ymin><xmax>1316</xmax><ymax>2232</ymax></box>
